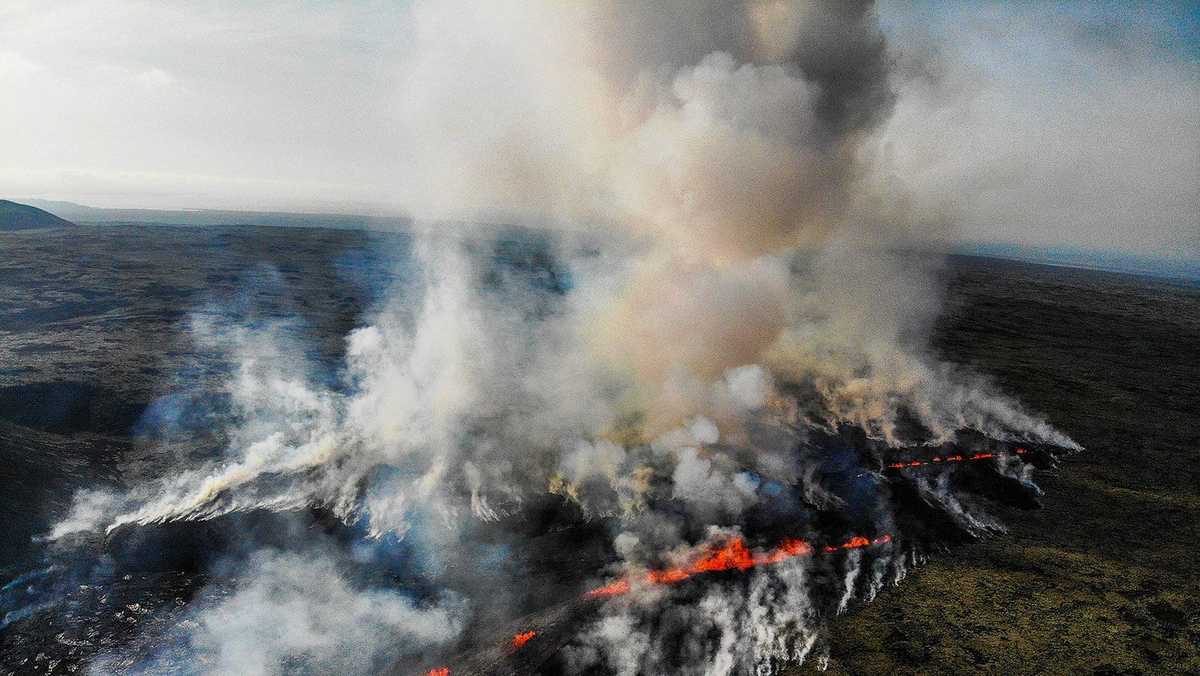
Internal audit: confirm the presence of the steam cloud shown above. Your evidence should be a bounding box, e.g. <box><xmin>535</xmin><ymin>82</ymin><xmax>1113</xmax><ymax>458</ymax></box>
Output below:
<box><xmin>53</xmin><ymin>1</ymin><xmax>1080</xmax><ymax>674</ymax></box>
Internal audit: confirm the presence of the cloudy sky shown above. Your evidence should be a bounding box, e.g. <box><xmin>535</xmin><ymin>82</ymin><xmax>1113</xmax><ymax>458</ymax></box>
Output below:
<box><xmin>2</xmin><ymin>1</ymin><xmax>1197</xmax><ymax>258</ymax></box>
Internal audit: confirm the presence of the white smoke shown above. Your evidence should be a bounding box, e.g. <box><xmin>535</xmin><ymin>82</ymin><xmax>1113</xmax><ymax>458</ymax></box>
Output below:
<box><xmin>70</xmin><ymin>0</ymin><xmax>1076</xmax><ymax>536</ymax></box>
<box><xmin>51</xmin><ymin>1</ymin><xmax>1083</xmax><ymax>673</ymax></box>
<box><xmin>92</xmin><ymin>550</ymin><xmax>463</xmax><ymax>676</ymax></box>
<box><xmin>564</xmin><ymin>551</ymin><xmax>886</xmax><ymax>675</ymax></box>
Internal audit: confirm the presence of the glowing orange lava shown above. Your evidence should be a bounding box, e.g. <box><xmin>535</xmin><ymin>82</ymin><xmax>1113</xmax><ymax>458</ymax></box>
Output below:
<box><xmin>425</xmin><ymin>534</ymin><xmax>892</xmax><ymax>674</ymax></box>
<box><xmin>587</xmin><ymin>577</ymin><xmax>632</xmax><ymax>597</ymax></box>
<box><xmin>887</xmin><ymin>447</ymin><xmax>1027</xmax><ymax>470</ymax></box>
<box><xmin>586</xmin><ymin>533</ymin><xmax>890</xmax><ymax>599</ymax></box>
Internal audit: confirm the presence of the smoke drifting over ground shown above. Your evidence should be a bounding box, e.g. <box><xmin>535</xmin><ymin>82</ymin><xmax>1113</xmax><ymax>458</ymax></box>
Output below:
<box><xmin>103</xmin><ymin>550</ymin><xmax>463</xmax><ymax>675</ymax></box>
<box><xmin>48</xmin><ymin>2</ymin><xmax>1080</xmax><ymax>674</ymax></box>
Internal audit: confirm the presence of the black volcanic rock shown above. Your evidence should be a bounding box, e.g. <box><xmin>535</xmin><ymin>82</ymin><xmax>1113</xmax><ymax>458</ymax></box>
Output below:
<box><xmin>0</xmin><ymin>199</ymin><xmax>75</xmax><ymax>230</ymax></box>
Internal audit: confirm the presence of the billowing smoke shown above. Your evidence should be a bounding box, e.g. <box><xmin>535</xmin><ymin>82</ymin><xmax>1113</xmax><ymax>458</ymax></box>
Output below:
<box><xmin>50</xmin><ymin>1</ymin><xmax>1080</xmax><ymax>674</ymax></box>
<box><xmin>92</xmin><ymin>550</ymin><xmax>463</xmax><ymax>675</ymax></box>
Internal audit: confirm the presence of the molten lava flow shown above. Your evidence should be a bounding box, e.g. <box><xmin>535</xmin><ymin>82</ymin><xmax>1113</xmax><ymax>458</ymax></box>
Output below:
<box><xmin>424</xmin><ymin>535</ymin><xmax>892</xmax><ymax>674</ymax></box>
<box><xmin>586</xmin><ymin>534</ymin><xmax>890</xmax><ymax>599</ymax></box>
<box><xmin>887</xmin><ymin>447</ymin><xmax>1028</xmax><ymax>470</ymax></box>
<box><xmin>587</xmin><ymin>577</ymin><xmax>632</xmax><ymax>598</ymax></box>
<box><xmin>692</xmin><ymin>536</ymin><xmax>755</xmax><ymax>572</ymax></box>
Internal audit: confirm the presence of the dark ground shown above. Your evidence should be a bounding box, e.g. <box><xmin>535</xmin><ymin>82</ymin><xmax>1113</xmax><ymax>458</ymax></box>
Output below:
<box><xmin>795</xmin><ymin>259</ymin><xmax>1200</xmax><ymax>675</ymax></box>
<box><xmin>0</xmin><ymin>202</ymin><xmax>74</xmax><ymax>231</ymax></box>
<box><xmin>1</xmin><ymin>225</ymin><xmax>1197</xmax><ymax>674</ymax></box>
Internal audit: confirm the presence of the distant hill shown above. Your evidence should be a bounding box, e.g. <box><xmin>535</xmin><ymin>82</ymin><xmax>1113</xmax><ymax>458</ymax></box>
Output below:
<box><xmin>962</xmin><ymin>241</ymin><xmax>1200</xmax><ymax>282</ymax></box>
<box><xmin>0</xmin><ymin>200</ymin><xmax>76</xmax><ymax>231</ymax></box>
<box><xmin>18</xmin><ymin>199</ymin><xmax>410</xmax><ymax>231</ymax></box>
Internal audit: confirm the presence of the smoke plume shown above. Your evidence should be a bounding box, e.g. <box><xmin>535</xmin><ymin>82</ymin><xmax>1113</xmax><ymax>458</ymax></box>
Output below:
<box><xmin>52</xmin><ymin>2</ymin><xmax>1080</xmax><ymax>673</ymax></box>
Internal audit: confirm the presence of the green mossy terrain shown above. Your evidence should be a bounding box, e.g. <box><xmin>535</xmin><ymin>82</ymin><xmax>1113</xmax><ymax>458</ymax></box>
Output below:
<box><xmin>793</xmin><ymin>259</ymin><xmax>1200</xmax><ymax>675</ymax></box>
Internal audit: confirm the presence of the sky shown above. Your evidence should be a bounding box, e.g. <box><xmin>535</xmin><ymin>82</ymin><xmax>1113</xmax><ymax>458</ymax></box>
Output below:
<box><xmin>1</xmin><ymin>0</ymin><xmax>1197</xmax><ymax>259</ymax></box>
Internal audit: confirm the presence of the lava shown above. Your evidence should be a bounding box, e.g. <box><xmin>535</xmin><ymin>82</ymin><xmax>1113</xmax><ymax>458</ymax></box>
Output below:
<box><xmin>886</xmin><ymin>447</ymin><xmax>1028</xmax><ymax>470</ymax></box>
<box><xmin>415</xmin><ymin>447</ymin><xmax>1039</xmax><ymax>674</ymax></box>
<box><xmin>586</xmin><ymin>533</ymin><xmax>890</xmax><ymax>599</ymax></box>
<box><xmin>424</xmin><ymin>534</ymin><xmax>891</xmax><ymax>675</ymax></box>
<box><xmin>587</xmin><ymin>577</ymin><xmax>632</xmax><ymax>597</ymax></box>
